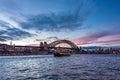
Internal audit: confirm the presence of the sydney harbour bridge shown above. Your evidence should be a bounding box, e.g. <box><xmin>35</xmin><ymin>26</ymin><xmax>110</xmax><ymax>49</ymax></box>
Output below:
<box><xmin>14</xmin><ymin>39</ymin><xmax>80</xmax><ymax>53</ymax></box>
<box><xmin>48</xmin><ymin>40</ymin><xmax>79</xmax><ymax>49</ymax></box>
<box><xmin>14</xmin><ymin>39</ymin><xmax>79</xmax><ymax>50</ymax></box>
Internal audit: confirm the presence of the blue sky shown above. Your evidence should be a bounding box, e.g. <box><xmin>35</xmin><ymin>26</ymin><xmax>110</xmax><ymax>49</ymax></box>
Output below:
<box><xmin>0</xmin><ymin>0</ymin><xmax>120</xmax><ymax>46</ymax></box>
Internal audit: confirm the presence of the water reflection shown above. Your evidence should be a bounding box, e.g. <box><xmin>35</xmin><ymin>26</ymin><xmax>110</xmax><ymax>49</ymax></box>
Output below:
<box><xmin>0</xmin><ymin>54</ymin><xmax>120</xmax><ymax>80</ymax></box>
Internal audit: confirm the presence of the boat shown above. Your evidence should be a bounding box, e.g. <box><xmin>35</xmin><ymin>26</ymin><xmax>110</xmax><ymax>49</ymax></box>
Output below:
<box><xmin>54</xmin><ymin>52</ymin><xmax>70</xmax><ymax>57</ymax></box>
<box><xmin>53</xmin><ymin>48</ymin><xmax>71</xmax><ymax>57</ymax></box>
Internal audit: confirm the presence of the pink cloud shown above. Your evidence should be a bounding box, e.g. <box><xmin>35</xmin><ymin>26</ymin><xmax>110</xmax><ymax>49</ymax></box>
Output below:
<box><xmin>71</xmin><ymin>28</ymin><xmax>120</xmax><ymax>46</ymax></box>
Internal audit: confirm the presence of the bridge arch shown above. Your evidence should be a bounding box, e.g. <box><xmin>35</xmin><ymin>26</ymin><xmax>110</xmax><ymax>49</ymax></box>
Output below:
<box><xmin>48</xmin><ymin>40</ymin><xmax>79</xmax><ymax>49</ymax></box>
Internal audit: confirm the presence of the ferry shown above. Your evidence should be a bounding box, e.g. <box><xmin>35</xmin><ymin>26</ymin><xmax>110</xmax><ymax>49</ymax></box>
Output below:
<box><xmin>54</xmin><ymin>52</ymin><xmax>70</xmax><ymax>57</ymax></box>
<box><xmin>53</xmin><ymin>48</ymin><xmax>71</xmax><ymax>57</ymax></box>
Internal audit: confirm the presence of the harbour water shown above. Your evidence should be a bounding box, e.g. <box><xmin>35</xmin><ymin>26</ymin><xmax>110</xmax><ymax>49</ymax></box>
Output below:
<box><xmin>0</xmin><ymin>54</ymin><xmax>120</xmax><ymax>80</ymax></box>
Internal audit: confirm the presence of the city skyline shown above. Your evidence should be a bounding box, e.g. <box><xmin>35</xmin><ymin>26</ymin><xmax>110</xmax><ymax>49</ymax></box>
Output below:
<box><xmin>0</xmin><ymin>0</ymin><xmax>120</xmax><ymax>47</ymax></box>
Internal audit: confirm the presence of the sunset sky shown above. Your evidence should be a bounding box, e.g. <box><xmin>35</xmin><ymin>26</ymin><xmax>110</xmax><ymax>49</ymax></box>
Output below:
<box><xmin>0</xmin><ymin>0</ymin><xmax>120</xmax><ymax>47</ymax></box>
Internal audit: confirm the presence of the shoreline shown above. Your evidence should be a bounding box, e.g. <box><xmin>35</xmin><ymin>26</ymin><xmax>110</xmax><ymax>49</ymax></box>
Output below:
<box><xmin>0</xmin><ymin>53</ymin><xmax>119</xmax><ymax>56</ymax></box>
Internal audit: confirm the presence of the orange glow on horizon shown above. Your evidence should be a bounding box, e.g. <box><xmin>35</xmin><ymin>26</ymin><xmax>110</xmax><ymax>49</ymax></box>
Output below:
<box><xmin>29</xmin><ymin>44</ymin><xmax>39</xmax><ymax>46</ymax></box>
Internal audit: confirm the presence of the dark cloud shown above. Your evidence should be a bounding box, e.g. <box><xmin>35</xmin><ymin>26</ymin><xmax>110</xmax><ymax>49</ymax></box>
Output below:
<box><xmin>20</xmin><ymin>1</ymin><xmax>92</xmax><ymax>32</ymax></box>
<box><xmin>6</xmin><ymin>28</ymin><xmax>33</xmax><ymax>39</ymax></box>
<box><xmin>46</xmin><ymin>36</ymin><xmax>59</xmax><ymax>40</ymax></box>
<box><xmin>0</xmin><ymin>28</ymin><xmax>34</xmax><ymax>41</ymax></box>
<box><xmin>36</xmin><ymin>36</ymin><xmax>59</xmax><ymax>41</ymax></box>
<box><xmin>0</xmin><ymin>20</ymin><xmax>10</xmax><ymax>29</ymax></box>
<box><xmin>0</xmin><ymin>38</ymin><xmax>6</xmax><ymax>41</ymax></box>
<box><xmin>0</xmin><ymin>36</ymin><xmax>13</xmax><ymax>41</ymax></box>
<box><xmin>0</xmin><ymin>21</ymin><xmax>34</xmax><ymax>41</ymax></box>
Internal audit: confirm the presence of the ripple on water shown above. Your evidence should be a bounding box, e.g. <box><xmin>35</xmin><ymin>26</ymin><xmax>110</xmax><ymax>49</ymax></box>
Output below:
<box><xmin>39</xmin><ymin>74</ymin><xmax>60</xmax><ymax>80</ymax></box>
<box><xmin>18</xmin><ymin>68</ymin><xmax>30</xmax><ymax>72</ymax></box>
<box><xmin>0</xmin><ymin>54</ymin><xmax>120</xmax><ymax>80</ymax></box>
